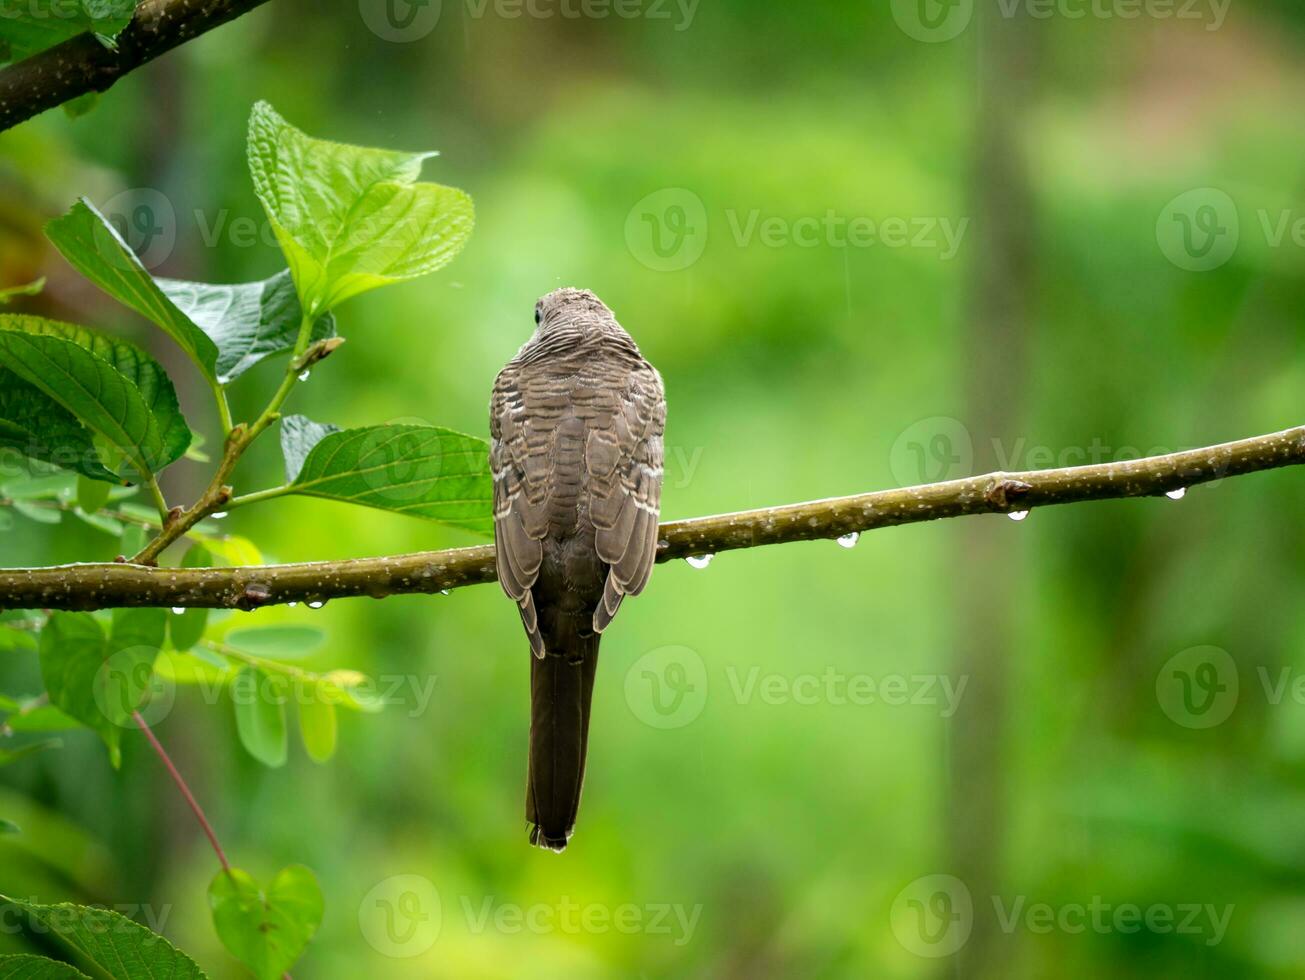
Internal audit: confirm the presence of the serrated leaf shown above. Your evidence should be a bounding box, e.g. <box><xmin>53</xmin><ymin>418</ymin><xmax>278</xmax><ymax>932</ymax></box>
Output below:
<box><xmin>0</xmin><ymin>896</ymin><xmax>207</xmax><ymax>979</ymax></box>
<box><xmin>298</xmin><ymin>700</ymin><xmax>336</xmax><ymax>764</ymax></box>
<box><xmin>155</xmin><ymin>270</ymin><xmax>336</xmax><ymax>385</ymax></box>
<box><xmin>208</xmin><ymin>865</ymin><xmax>322</xmax><ymax>980</ymax></box>
<box><xmin>225</xmin><ymin>626</ymin><xmax>324</xmax><ymax>661</ymax></box>
<box><xmin>0</xmin><ymin>315</ymin><xmax>190</xmax><ymax>479</ymax></box>
<box><xmin>0</xmin><ymin>371</ymin><xmax>119</xmax><ymax>482</ymax></box>
<box><xmin>0</xmin><ymin>738</ymin><xmax>62</xmax><ymax>767</ymax></box>
<box><xmin>248</xmin><ymin>101</ymin><xmax>474</xmax><ymax>314</ymax></box>
<box><xmin>279</xmin><ymin>414</ymin><xmax>339</xmax><ymax>483</ymax></box>
<box><xmin>232</xmin><ymin>668</ymin><xmax>287</xmax><ymax>768</ymax></box>
<box><xmin>286</xmin><ymin>422</ymin><xmax>491</xmax><ymax>534</ymax></box>
<box><xmin>0</xmin><ymin>0</ymin><xmax>138</xmax><ymax>65</ymax></box>
<box><xmin>39</xmin><ymin>609</ymin><xmax>166</xmax><ymax>767</ymax></box>
<box><xmin>44</xmin><ymin>200</ymin><xmax>220</xmax><ymax>380</ymax></box>
<box><xmin>0</xmin><ymin>953</ymin><xmax>90</xmax><ymax>978</ymax></box>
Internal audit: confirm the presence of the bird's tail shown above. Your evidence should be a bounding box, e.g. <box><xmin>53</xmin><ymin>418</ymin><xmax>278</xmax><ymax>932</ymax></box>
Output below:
<box><xmin>527</xmin><ymin>632</ymin><xmax>600</xmax><ymax>852</ymax></box>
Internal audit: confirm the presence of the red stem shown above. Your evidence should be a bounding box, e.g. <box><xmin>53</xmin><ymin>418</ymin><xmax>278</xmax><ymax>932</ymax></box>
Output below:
<box><xmin>132</xmin><ymin>711</ymin><xmax>230</xmax><ymax>872</ymax></box>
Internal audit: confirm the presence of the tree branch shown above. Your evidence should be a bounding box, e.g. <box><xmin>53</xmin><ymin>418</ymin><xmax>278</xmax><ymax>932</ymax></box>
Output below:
<box><xmin>0</xmin><ymin>0</ymin><xmax>273</xmax><ymax>131</ymax></box>
<box><xmin>1</xmin><ymin>424</ymin><xmax>1302</xmax><ymax>612</ymax></box>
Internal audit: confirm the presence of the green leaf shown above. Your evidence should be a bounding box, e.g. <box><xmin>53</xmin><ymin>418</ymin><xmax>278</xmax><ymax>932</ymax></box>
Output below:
<box><xmin>0</xmin><ymin>315</ymin><xmax>191</xmax><ymax>479</ymax></box>
<box><xmin>208</xmin><ymin>866</ymin><xmax>322</xmax><ymax>980</ymax></box>
<box><xmin>0</xmin><ymin>278</ymin><xmax>45</xmax><ymax>304</ymax></box>
<box><xmin>44</xmin><ymin>200</ymin><xmax>220</xmax><ymax>380</ymax></box>
<box><xmin>0</xmin><ymin>371</ymin><xmax>119</xmax><ymax>482</ymax></box>
<box><xmin>320</xmin><ymin>670</ymin><xmax>385</xmax><ymax>714</ymax></box>
<box><xmin>232</xmin><ymin>668</ymin><xmax>287</xmax><ymax>768</ymax></box>
<box><xmin>0</xmin><ymin>954</ymin><xmax>91</xmax><ymax>978</ymax></box>
<box><xmin>39</xmin><ymin>609</ymin><xmax>166</xmax><ymax>767</ymax></box>
<box><xmin>0</xmin><ymin>0</ymin><xmax>138</xmax><ymax>65</ymax></box>
<box><xmin>119</xmin><ymin>523</ymin><xmax>148</xmax><ymax>558</ymax></box>
<box><xmin>155</xmin><ymin>270</ymin><xmax>336</xmax><ymax>385</ymax></box>
<box><xmin>225</xmin><ymin>626</ymin><xmax>325</xmax><ymax>661</ymax></box>
<box><xmin>279</xmin><ymin>414</ymin><xmax>339</xmax><ymax>483</ymax></box>
<box><xmin>0</xmin><ymin>627</ymin><xmax>36</xmax><ymax>652</ymax></box>
<box><xmin>168</xmin><ymin>546</ymin><xmax>210</xmax><ymax>653</ymax></box>
<box><xmin>12</xmin><ymin>501</ymin><xmax>60</xmax><ymax>524</ymax></box>
<box><xmin>286</xmin><ymin>422</ymin><xmax>492</xmax><ymax>535</ymax></box>
<box><xmin>0</xmin><ymin>821</ymin><xmax>20</xmax><ymax>836</ymax></box>
<box><xmin>298</xmin><ymin>700</ymin><xmax>337</xmax><ymax>764</ymax></box>
<box><xmin>0</xmin><ymin>739</ymin><xmax>62</xmax><ymax>767</ymax></box>
<box><xmin>0</xmin><ymin>896</ymin><xmax>207</xmax><ymax>979</ymax></box>
<box><xmin>76</xmin><ymin>474</ymin><xmax>111</xmax><ymax>514</ymax></box>
<box><xmin>247</xmin><ymin>101</ymin><xmax>474</xmax><ymax>314</ymax></box>
<box><xmin>3</xmin><ymin>706</ymin><xmax>81</xmax><ymax>734</ymax></box>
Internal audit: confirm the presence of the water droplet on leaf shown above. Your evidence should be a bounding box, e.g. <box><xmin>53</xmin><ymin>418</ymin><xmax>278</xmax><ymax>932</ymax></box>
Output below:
<box><xmin>686</xmin><ymin>554</ymin><xmax>714</xmax><ymax>569</ymax></box>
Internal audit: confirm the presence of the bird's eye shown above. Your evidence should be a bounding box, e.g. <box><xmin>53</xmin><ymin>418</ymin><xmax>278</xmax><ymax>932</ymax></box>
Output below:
<box><xmin>534</xmin><ymin>309</ymin><xmax>542</xmax><ymax>325</ymax></box>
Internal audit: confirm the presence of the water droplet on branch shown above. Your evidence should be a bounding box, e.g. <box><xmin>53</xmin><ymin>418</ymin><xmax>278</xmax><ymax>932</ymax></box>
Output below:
<box><xmin>307</xmin><ymin>600</ymin><xmax>326</xmax><ymax>609</ymax></box>
<box><xmin>1166</xmin><ymin>487</ymin><xmax>1187</xmax><ymax>500</ymax></box>
<box><xmin>298</xmin><ymin>370</ymin><xmax>311</xmax><ymax>382</ymax></box>
<box><xmin>836</xmin><ymin>532</ymin><xmax>860</xmax><ymax>549</ymax></box>
<box><xmin>1008</xmin><ymin>510</ymin><xmax>1030</xmax><ymax>522</ymax></box>
<box><xmin>685</xmin><ymin>554</ymin><xmax>714</xmax><ymax>569</ymax></box>
<box><xmin>211</xmin><ymin>512</ymin><xmax>228</xmax><ymax>520</ymax></box>
<box><xmin>171</xmin><ymin>607</ymin><xmax>185</xmax><ymax>615</ymax></box>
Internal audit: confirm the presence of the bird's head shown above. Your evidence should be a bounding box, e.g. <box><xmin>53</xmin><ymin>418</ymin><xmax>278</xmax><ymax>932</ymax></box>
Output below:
<box><xmin>533</xmin><ymin>287</ymin><xmax>617</xmax><ymax>337</ymax></box>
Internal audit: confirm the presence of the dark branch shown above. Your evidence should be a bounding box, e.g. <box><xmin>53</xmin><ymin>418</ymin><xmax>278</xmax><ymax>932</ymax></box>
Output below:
<box><xmin>2</xmin><ymin>425</ymin><xmax>1301</xmax><ymax>612</ymax></box>
<box><xmin>0</xmin><ymin>0</ymin><xmax>273</xmax><ymax>131</ymax></box>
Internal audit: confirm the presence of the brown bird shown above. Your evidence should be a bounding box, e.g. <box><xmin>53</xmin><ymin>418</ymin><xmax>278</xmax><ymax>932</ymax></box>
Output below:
<box><xmin>490</xmin><ymin>288</ymin><xmax>666</xmax><ymax>851</ymax></box>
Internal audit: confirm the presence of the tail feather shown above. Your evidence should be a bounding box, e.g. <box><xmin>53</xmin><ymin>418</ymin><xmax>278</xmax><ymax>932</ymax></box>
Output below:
<box><xmin>527</xmin><ymin>633</ymin><xmax>600</xmax><ymax>852</ymax></box>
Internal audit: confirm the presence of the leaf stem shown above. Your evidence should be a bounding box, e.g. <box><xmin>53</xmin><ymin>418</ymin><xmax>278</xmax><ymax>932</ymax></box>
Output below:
<box><xmin>210</xmin><ymin>379</ymin><xmax>234</xmax><ymax>438</ymax></box>
<box><xmin>144</xmin><ymin>477</ymin><xmax>169</xmax><ymax>523</ymax></box>
<box><xmin>226</xmin><ymin>485</ymin><xmax>292</xmax><ymax>510</ymax></box>
<box><xmin>132</xmin><ymin>711</ymin><xmax>230</xmax><ymax>873</ymax></box>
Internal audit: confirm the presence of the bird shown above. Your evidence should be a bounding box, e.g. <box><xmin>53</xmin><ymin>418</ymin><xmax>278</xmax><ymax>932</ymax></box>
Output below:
<box><xmin>490</xmin><ymin>287</ymin><xmax>666</xmax><ymax>852</ymax></box>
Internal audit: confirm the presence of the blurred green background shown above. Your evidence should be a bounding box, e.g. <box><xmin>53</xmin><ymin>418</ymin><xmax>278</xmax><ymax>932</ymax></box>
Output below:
<box><xmin>3</xmin><ymin>0</ymin><xmax>1305</xmax><ymax>976</ymax></box>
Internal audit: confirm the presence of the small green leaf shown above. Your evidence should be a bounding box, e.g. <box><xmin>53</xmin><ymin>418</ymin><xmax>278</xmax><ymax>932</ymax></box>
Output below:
<box><xmin>298</xmin><ymin>700</ymin><xmax>337</xmax><ymax>764</ymax></box>
<box><xmin>321</xmin><ymin>670</ymin><xmax>385</xmax><ymax>714</ymax></box>
<box><xmin>3</xmin><ymin>705</ymin><xmax>81</xmax><ymax>734</ymax></box>
<box><xmin>119</xmin><ymin>523</ymin><xmax>148</xmax><ymax>558</ymax></box>
<box><xmin>0</xmin><ymin>896</ymin><xmax>207</xmax><ymax>979</ymax></box>
<box><xmin>0</xmin><ymin>627</ymin><xmax>36</xmax><ymax>652</ymax></box>
<box><xmin>0</xmin><ymin>0</ymin><xmax>138</xmax><ymax>65</ymax></box>
<box><xmin>0</xmin><ymin>953</ymin><xmax>91</xmax><ymax>978</ymax></box>
<box><xmin>208</xmin><ymin>865</ymin><xmax>322</xmax><ymax>980</ymax></box>
<box><xmin>286</xmin><ymin>422</ymin><xmax>492</xmax><ymax>535</ymax></box>
<box><xmin>156</xmin><ymin>271</ymin><xmax>336</xmax><ymax>385</ymax></box>
<box><xmin>225</xmin><ymin>626</ymin><xmax>325</xmax><ymax>661</ymax></box>
<box><xmin>0</xmin><ymin>315</ymin><xmax>191</xmax><ymax>479</ymax></box>
<box><xmin>76</xmin><ymin>474</ymin><xmax>112</xmax><ymax>514</ymax></box>
<box><xmin>39</xmin><ymin>609</ymin><xmax>166</xmax><ymax>767</ymax></box>
<box><xmin>71</xmin><ymin>508</ymin><xmax>123</xmax><ymax>536</ymax></box>
<box><xmin>248</xmin><ymin>101</ymin><xmax>474</xmax><ymax>314</ymax></box>
<box><xmin>232</xmin><ymin>668</ymin><xmax>287</xmax><ymax>768</ymax></box>
<box><xmin>168</xmin><ymin>546</ymin><xmax>210</xmax><ymax>653</ymax></box>
<box><xmin>44</xmin><ymin>200</ymin><xmax>220</xmax><ymax>380</ymax></box>
<box><xmin>0</xmin><ymin>278</ymin><xmax>45</xmax><ymax>304</ymax></box>
<box><xmin>0</xmin><ymin>739</ymin><xmax>62</xmax><ymax>768</ymax></box>
<box><xmin>12</xmin><ymin>501</ymin><xmax>60</xmax><ymax>524</ymax></box>
<box><xmin>279</xmin><ymin>414</ymin><xmax>339</xmax><ymax>483</ymax></box>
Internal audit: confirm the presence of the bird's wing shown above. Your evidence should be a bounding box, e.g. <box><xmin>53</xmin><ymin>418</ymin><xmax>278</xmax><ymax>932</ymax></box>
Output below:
<box><xmin>591</xmin><ymin>363</ymin><xmax>666</xmax><ymax>633</ymax></box>
<box><xmin>491</xmin><ymin>360</ymin><xmax>547</xmax><ymax>657</ymax></box>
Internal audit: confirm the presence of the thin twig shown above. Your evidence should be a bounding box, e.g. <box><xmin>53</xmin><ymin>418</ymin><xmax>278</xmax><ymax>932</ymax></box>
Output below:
<box><xmin>1</xmin><ymin>423</ymin><xmax>1302</xmax><ymax>612</ymax></box>
<box><xmin>132</xmin><ymin>711</ymin><xmax>230</xmax><ymax>872</ymax></box>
